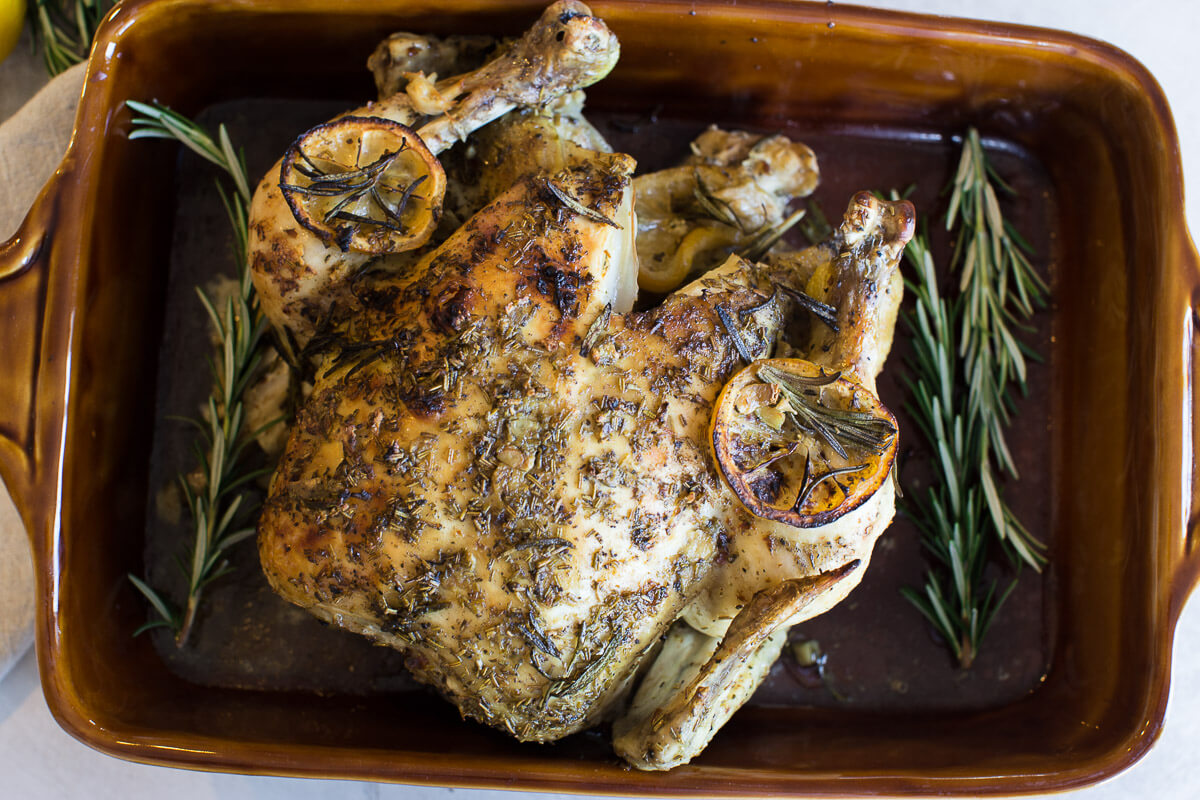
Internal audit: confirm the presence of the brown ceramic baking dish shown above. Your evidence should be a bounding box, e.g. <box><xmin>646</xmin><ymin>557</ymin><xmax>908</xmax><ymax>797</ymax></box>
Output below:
<box><xmin>2</xmin><ymin>0</ymin><xmax>1199</xmax><ymax>794</ymax></box>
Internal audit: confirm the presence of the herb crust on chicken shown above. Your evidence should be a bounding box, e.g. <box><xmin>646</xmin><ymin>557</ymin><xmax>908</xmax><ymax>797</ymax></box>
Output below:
<box><xmin>250</xmin><ymin>0</ymin><xmax>914</xmax><ymax>770</ymax></box>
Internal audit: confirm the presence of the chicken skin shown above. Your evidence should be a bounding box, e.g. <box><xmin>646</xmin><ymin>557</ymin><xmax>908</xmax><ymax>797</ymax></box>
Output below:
<box><xmin>251</xmin><ymin>1</ymin><xmax>914</xmax><ymax>770</ymax></box>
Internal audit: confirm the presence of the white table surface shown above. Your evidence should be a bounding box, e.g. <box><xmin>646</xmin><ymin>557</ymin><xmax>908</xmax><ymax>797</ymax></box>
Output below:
<box><xmin>1</xmin><ymin>0</ymin><xmax>1198</xmax><ymax>797</ymax></box>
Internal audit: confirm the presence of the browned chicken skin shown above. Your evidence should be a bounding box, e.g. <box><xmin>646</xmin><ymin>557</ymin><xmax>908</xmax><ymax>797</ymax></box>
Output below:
<box><xmin>250</xmin><ymin>1</ymin><xmax>914</xmax><ymax>770</ymax></box>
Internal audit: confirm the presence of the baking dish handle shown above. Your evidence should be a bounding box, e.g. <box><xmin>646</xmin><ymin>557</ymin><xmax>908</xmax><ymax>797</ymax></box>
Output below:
<box><xmin>1183</xmin><ymin>236</ymin><xmax>1200</xmax><ymax>616</ymax></box>
<box><xmin>0</xmin><ymin>168</ymin><xmax>64</xmax><ymax>530</ymax></box>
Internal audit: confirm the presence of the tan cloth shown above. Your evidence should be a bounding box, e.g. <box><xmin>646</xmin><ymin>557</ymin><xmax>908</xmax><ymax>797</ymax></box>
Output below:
<box><xmin>0</xmin><ymin>62</ymin><xmax>87</xmax><ymax>681</ymax></box>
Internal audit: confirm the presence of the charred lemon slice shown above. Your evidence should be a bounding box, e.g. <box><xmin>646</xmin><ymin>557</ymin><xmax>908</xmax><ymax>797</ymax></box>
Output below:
<box><xmin>710</xmin><ymin>359</ymin><xmax>898</xmax><ymax>527</ymax></box>
<box><xmin>279</xmin><ymin>116</ymin><xmax>446</xmax><ymax>254</ymax></box>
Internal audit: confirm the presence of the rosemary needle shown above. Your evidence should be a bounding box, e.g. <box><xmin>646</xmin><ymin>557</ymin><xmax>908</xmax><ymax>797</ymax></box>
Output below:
<box><xmin>126</xmin><ymin>102</ymin><xmax>275</xmax><ymax>647</ymax></box>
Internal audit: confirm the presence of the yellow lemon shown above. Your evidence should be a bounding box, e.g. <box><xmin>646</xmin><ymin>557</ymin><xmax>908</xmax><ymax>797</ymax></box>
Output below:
<box><xmin>0</xmin><ymin>0</ymin><xmax>25</xmax><ymax>65</ymax></box>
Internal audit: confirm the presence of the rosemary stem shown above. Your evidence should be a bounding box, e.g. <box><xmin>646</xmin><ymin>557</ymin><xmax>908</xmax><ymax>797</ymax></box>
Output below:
<box><xmin>958</xmin><ymin>638</ymin><xmax>976</xmax><ymax>670</ymax></box>
<box><xmin>176</xmin><ymin>594</ymin><xmax>200</xmax><ymax>648</ymax></box>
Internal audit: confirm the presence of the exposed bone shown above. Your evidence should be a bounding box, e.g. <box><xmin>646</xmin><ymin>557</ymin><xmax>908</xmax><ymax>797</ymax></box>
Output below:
<box><xmin>410</xmin><ymin>2</ymin><xmax>619</xmax><ymax>153</ymax></box>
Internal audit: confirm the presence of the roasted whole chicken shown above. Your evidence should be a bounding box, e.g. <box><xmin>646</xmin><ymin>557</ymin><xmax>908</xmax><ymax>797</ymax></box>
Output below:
<box><xmin>250</xmin><ymin>0</ymin><xmax>914</xmax><ymax>770</ymax></box>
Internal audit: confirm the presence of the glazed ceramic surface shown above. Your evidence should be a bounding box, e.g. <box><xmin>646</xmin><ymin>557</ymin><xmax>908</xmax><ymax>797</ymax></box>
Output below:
<box><xmin>0</xmin><ymin>0</ymin><xmax>1198</xmax><ymax>794</ymax></box>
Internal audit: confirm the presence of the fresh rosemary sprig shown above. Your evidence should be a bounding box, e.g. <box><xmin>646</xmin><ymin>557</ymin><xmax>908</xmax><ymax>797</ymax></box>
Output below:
<box><xmin>900</xmin><ymin>128</ymin><xmax>1048</xmax><ymax>668</ymax></box>
<box><xmin>126</xmin><ymin>101</ymin><xmax>274</xmax><ymax>647</ymax></box>
<box><xmin>945</xmin><ymin>129</ymin><xmax>1048</xmax><ymax>568</ymax></box>
<box><xmin>28</xmin><ymin>0</ymin><xmax>116</xmax><ymax>76</ymax></box>
<box><xmin>128</xmin><ymin>100</ymin><xmax>253</xmax><ymax>225</ymax></box>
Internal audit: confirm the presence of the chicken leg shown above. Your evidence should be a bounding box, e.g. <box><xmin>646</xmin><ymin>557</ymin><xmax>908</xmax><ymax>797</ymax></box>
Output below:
<box><xmin>613</xmin><ymin>194</ymin><xmax>913</xmax><ymax>769</ymax></box>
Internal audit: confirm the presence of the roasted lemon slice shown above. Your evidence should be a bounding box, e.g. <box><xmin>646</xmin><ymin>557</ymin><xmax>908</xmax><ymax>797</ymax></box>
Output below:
<box><xmin>637</xmin><ymin>224</ymin><xmax>738</xmax><ymax>294</ymax></box>
<box><xmin>279</xmin><ymin>116</ymin><xmax>446</xmax><ymax>254</ymax></box>
<box><xmin>710</xmin><ymin>359</ymin><xmax>898</xmax><ymax>527</ymax></box>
